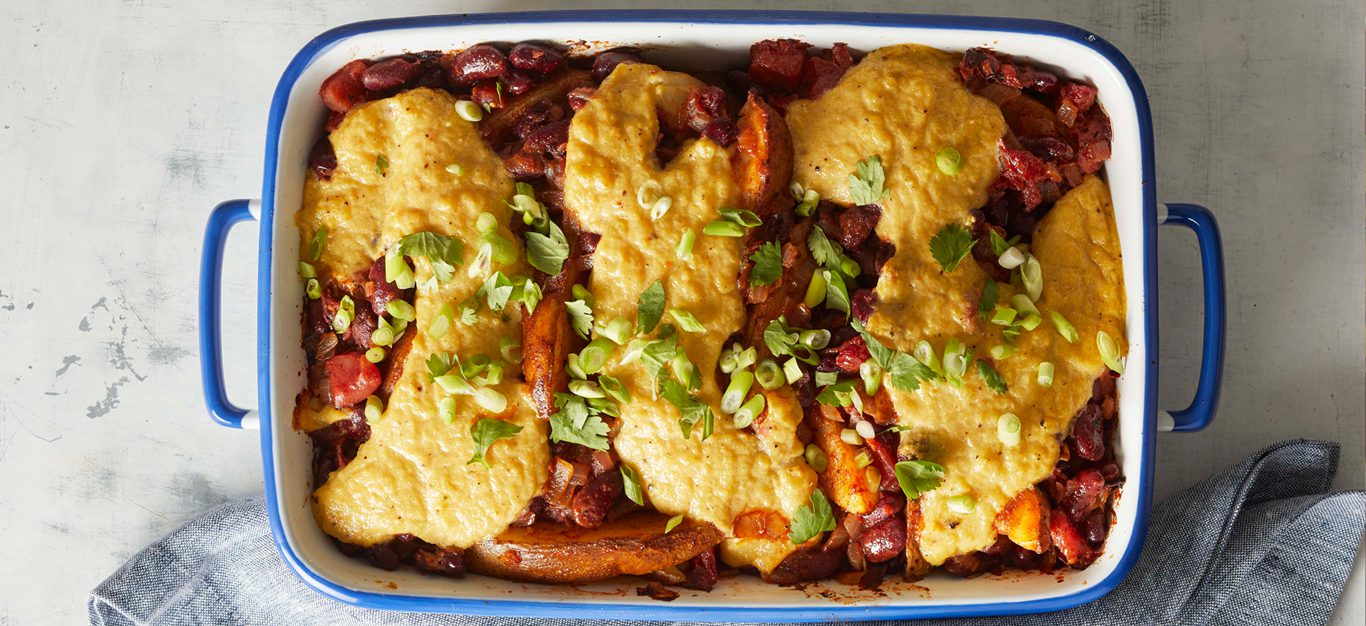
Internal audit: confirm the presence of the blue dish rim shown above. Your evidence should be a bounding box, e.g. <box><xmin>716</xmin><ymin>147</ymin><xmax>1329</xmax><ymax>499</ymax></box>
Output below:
<box><xmin>255</xmin><ymin>10</ymin><xmax>1157</xmax><ymax>621</ymax></box>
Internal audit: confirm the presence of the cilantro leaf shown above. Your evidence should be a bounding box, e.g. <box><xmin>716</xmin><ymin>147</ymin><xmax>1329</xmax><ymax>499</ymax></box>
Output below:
<box><xmin>481</xmin><ymin>272</ymin><xmax>515</xmax><ymax>312</ymax></box>
<box><xmin>620</xmin><ymin>464</ymin><xmax>645</xmax><ymax>505</ymax></box>
<box><xmin>977</xmin><ymin>360</ymin><xmax>1008</xmax><ymax>394</ymax></box>
<box><xmin>525</xmin><ymin>220</ymin><xmax>569</xmax><ymax>275</ymax></box>
<box><xmin>929</xmin><ymin>224</ymin><xmax>975</xmax><ymax>273</ymax></box>
<box><xmin>849</xmin><ymin>319</ymin><xmax>897</xmax><ymax>370</ymax></box>
<box><xmin>763</xmin><ymin>318</ymin><xmax>800</xmax><ymax>358</ymax></box>
<box><xmin>638</xmin><ymin>333</ymin><xmax>679</xmax><ymax>392</ymax></box>
<box><xmin>636</xmin><ymin>280</ymin><xmax>666</xmax><ymax>334</ymax></box>
<box><xmin>885</xmin><ymin>352</ymin><xmax>940</xmax><ymax>392</ymax></box>
<box><xmin>661</xmin><ymin>378</ymin><xmax>714</xmax><ymax>440</ymax></box>
<box><xmin>749</xmin><ymin>241</ymin><xmax>783</xmax><ymax>288</ymax></box>
<box><xmin>822</xmin><ymin>269</ymin><xmax>851</xmax><ymax>318</ymax></box>
<box><xmin>848</xmin><ymin>155</ymin><xmax>888</xmax><ymax>206</ymax></box>
<box><xmin>548</xmin><ymin>394</ymin><xmax>610</xmax><ymax>450</ymax></box>
<box><xmin>816</xmin><ymin>379</ymin><xmax>858</xmax><ymax>407</ymax></box>
<box><xmin>566</xmin><ymin>299</ymin><xmax>593</xmax><ymax>340</ymax></box>
<box><xmin>789</xmin><ymin>490</ymin><xmax>836</xmax><ymax>544</ymax></box>
<box><xmin>807</xmin><ymin>226</ymin><xmax>844</xmax><ymax>270</ymax></box>
<box><xmin>988</xmin><ymin>229</ymin><xmax>1010</xmax><ymax>256</ymax></box>
<box><xmin>978</xmin><ymin>279</ymin><xmax>998</xmax><ymax>317</ymax></box>
<box><xmin>426</xmin><ymin>352</ymin><xmax>455</xmax><ymax>381</ymax></box>
<box><xmin>398</xmin><ymin>232</ymin><xmax>465</xmax><ymax>283</ymax></box>
<box><xmin>467</xmin><ymin>418</ymin><xmax>523</xmax><ymax>467</ymax></box>
<box><xmin>894</xmin><ymin>460</ymin><xmax>945</xmax><ymax>500</ymax></box>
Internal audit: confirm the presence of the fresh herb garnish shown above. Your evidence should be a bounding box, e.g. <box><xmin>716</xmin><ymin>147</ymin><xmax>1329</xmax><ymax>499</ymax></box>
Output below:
<box><xmin>548</xmin><ymin>393</ymin><xmax>611</xmax><ymax>450</ymax></box>
<box><xmin>749</xmin><ymin>241</ymin><xmax>783</xmax><ymax>288</ymax></box>
<box><xmin>806</xmin><ymin>227</ymin><xmax>857</xmax><ymax>318</ymax></box>
<box><xmin>815</xmin><ymin>379</ymin><xmax>859</xmax><ymax>407</ymax></box>
<box><xmin>665</xmin><ymin>514</ymin><xmax>685</xmax><ymax>534</ymax></box>
<box><xmin>929</xmin><ymin>223</ymin><xmax>975</xmax><ymax>273</ymax></box>
<box><xmin>718</xmin><ymin>208</ymin><xmax>763</xmax><ymax>228</ymax></box>
<box><xmin>620</xmin><ymin>464</ymin><xmax>645</xmax><ymax>505</ymax></box>
<box><xmin>848</xmin><ymin>155</ymin><xmax>888</xmax><ymax>206</ymax></box>
<box><xmin>375</xmin><ymin>154</ymin><xmax>389</xmax><ymax>175</ymax></box>
<box><xmin>894</xmin><ymin>460</ymin><xmax>945</xmax><ymax>500</ymax></box>
<box><xmin>978</xmin><ymin>279</ymin><xmax>999</xmax><ymax>317</ymax></box>
<box><xmin>661</xmin><ymin>378</ymin><xmax>713</xmax><ymax>440</ymax></box>
<box><xmin>822</xmin><ymin>269</ymin><xmax>851</xmax><ymax>317</ymax></box>
<box><xmin>636</xmin><ymin>280</ymin><xmax>666</xmax><ymax>334</ymax></box>
<box><xmin>398</xmin><ymin>232</ymin><xmax>465</xmax><ymax>283</ymax></box>
<box><xmin>988</xmin><ymin>230</ymin><xmax>1020</xmax><ymax>256</ymax></box>
<box><xmin>763</xmin><ymin>317</ymin><xmax>818</xmax><ymax>364</ymax></box>
<box><xmin>524</xmin><ymin>219</ymin><xmax>569</xmax><ymax>275</ymax></box>
<box><xmin>977</xmin><ymin>360</ymin><xmax>1008</xmax><ymax>394</ymax></box>
<box><xmin>566</xmin><ymin>298</ymin><xmax>593</xmax><ymax>340</ymax></box>
<box><xmin>467</xmin><ymin>418</ymin><xmax>522</xmax><ymax>467</ymax></box>
<box><xmin>850</xmin><ymin>319</ymin><xmax>940</xmax><ymax>391</ymax></box>
<box><xmin>789</xmin><ymin>490</ymin><xmax>837</xmax><ymax>544</ymax></box>
<box><xmin>307</xmin><ymin>227</ymin><xmax>327</xmax><ymax>262</ymax></box>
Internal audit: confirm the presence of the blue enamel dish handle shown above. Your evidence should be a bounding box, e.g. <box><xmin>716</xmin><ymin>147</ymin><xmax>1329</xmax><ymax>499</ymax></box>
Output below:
<box><xmin>199</xmin><ymin>199</ymin><xmax>259</xmax><ymax>429</ymax></box>
<box><xmin>1160</xmin><ymin>204</ymin><xmax>1225</xmax><ymax>432</ymax></box>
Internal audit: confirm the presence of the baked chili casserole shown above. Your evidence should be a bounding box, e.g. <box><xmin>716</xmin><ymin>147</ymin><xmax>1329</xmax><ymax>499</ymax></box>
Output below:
<box><xmin>293</xmin><ymin>39</ymin><xmax>1127</xmax><ymax>595</ymax></box>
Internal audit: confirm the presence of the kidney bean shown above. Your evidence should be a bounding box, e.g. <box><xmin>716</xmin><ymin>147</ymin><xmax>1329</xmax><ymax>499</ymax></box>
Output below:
<box><xmin>361</xmin><ymin>57</ymin><xmax>422</xmax><ymax>92</ymax></box>
<box><xmin>850</xmin><ymin>289</ymin><xmax>875</xmax><ymax>323</ymax></box>
<box><xmin>319</xmin><ymin>59</ymin><xmax>369</xmax><ymax>112</ymax></box>
<box><xmin>449</xmin><ymin>43</ymin><xmax>508</xmax><ymax>84</ymax></box>
<box><xmin>1070</xmin><ymin>404</ymin><xmax>1105</xmax><ymax>461</ymax></box>
<box><xmin>509</xmin><ymin>42</ymin><xmax>565</xmax><ymax>74</ymax></box>
<box><xmin>523</xmin><ymin>119</ymin><xmax>571</xmax><ymax>156</ymax></box>
<box><xmin>858</xmin><ymin>515</ymin><xmax>906</xmax><ymax>564</ymax></box>
<box><xmin>309</xmin><ymin>138</ymin><xmax>337</xmax><ymax>181</ymax></box>
<box><xmin>1049</xmin><ymin>506</ymin><xmax>1093</xmax><ymax>565</ymax></box>
<box><xmin>1081</xmin><ymin>509</ymin><xmax>1108</xmax><ymax>547</ymax></box>
<box><xmin>325</xmin><ymin>353</ymin><xmax>381</xmax><ymax>408</ymax></box>
<box><xmin>837</xmin><ymin>204</ymin><xmax>882</xmax><ymax>248</ymax></box>
<box><xmin>680</xmin><ymin>549</ymin><xmax>718</xmax><ymax>590</ymax></box>
<box><xmin>702</xmin><ymin>118</ymin><xmax>738</xmax><ymax>146</ymax></box>
<box><xmin>567</xmin><ymin>86</ymin><xmax>596</xmax><ymax>111</ymax></box>
<box><xmin>512</xmin><ymin>100</ymin><xmax>564</xmax><ymax>139</ymax></box>
<box><xmin>502</xmin><ymin>68</ymin><xmax>535</xmax><ymax>95</ymax></box>
<box><xmin>591</xmin><ymin>48</ymin><xmax>642</xmax><ymax>82</ymax></box>
<box><xmin>1061</xmin><ymin>468</ymin><xmax>1108</xmax><ymax>521</ymax></box>
<box><xmin>324</xmin><ymin>111</ymin><xmax>346</xmax><ymax>132</ymax></box>
<box><xmin>501</xmin><ymin>148</ymin><xmax>545</xmax><ymax>181</ymax></box>
<box><xmin>308</xmin><ymin>414</ymin><xmax>370</xmax><ymax>487</ymax></box>
<box><xmin>409</xmin><ymin>544</ymin><xmax>466</xmax><ymax>577</ymax></box>
<box><xmin>834</xmin><ymin>337</ymin><xmax>870</xmax><ymax>372</ymax></box>
<box><xmin>470</xmin><ymin>79</ymin><xmax>504</xmax><ymax>110</ymax></box>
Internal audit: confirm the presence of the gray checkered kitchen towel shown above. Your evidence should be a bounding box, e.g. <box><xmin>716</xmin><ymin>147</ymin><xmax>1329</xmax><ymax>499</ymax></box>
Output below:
<box><xmin>89</xmin><ymin>439</ymin><xmax>1365</xmax><ymax>626</ymax></box>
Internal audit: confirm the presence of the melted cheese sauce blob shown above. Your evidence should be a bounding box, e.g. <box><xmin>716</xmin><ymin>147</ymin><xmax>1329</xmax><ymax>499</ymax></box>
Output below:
<box><xmin>297</xmin><ymin>88</ymin><xmax>548</xmax><ymax>549</ymax></box>
<box><xmin>565</xmin><ymin>63</ymin><xmax>817</xmax><ymax>573</ymax></box>
<box><xmin>788</xmin><ymin>46</ymin><xmax>1125</xmax><ymax>565</ymax></box>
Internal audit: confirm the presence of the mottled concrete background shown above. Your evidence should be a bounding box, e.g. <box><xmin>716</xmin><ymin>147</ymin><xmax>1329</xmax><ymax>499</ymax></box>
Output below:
<box><xmin>0</xmin><ymin>0</ymin><xmax>1361</xmax><ymax>623</ymax></box>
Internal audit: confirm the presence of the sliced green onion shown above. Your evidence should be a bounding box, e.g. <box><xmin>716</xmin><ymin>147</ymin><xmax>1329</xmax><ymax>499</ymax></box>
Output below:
<box><xmin>814</xmin><ymin>370</ymin><xmax>839</xmax><ymax>387</ymax></box>
<box><xmin>429</xmin><ymin>303</ymin><xmax>454</xmax><ymax>339</ymax></box>
<box><xmin>839</xmin><ymin>258</ymin><xmax>861</xmax><ymax>278</ymax></box>
<box><xmin>798</xmin><ymin>329</ymin><xmax>831</xmax><ymax>350</ymax></box>
<box><xmin>865</xmin><ymin>466</ymin><xmax>882</xmax><ymax>490</ymax></box>
<box><xmin>649</xmin><ymin>196</ymin><xmax>673</xmax><ymax>221</ymax></box>
<box><xmin>804</xmin><ymin>443</ymin><xmax>828</xmax><ymax>472</ymax></box>
<box><xmin>675</xmin><ymin>230</ymin><xmax>697</xmax><ymax>260</ymax></box>
<box><xmin>855</xmin><ymin>420</ymin><xmax>875</xmax><ymax>440</ymax></box>
<box><xmin>486</xmin><ymin>233</ymin><xmax>517</xmax><ymax>265</ymax></box>
<box><xmin>804</xmin><ymin>271</ymin><xmax>827</xmax><ymax>308</ymax></box>
<box><xmin>466</xmin><ymin>242</ymin><xmax>492</xmax><ymax>279</ymax></box>
<box><xmin>795</xmin><ymin>188</ymin><xmax>819</xmax><ymax>217</ymax></box>
<box><xmin>783</xmin><ymin>358</ymin><xmax>803</xmax><ymax>384</ymax></box>
<box><xmin>384</xmin><ymin>247</ymin><xmax>416</xmax><ymax>290</ymax></box>
<box><xmin>364</xmin><ymin>395</ymin><xmax>383</xmax><ymax>422</ymax></box>
<box><xmin>670</xmin><ymin>354</ymin><xmax>697</xmax><ymax>389</ymax></box>
<box><xmin>989</xmin><ymin>344</ymin><xmax>1017</xmax><ymax>360</ymax></box>
<box><xmin>474</xmin><ymin>387</ymin><xmax>507</xmax><ymax>413</ymax></box>
<box><xmin>1050</xmin><ymin>311</ymin><xmax>1079</xmax><ymax>343</ymax></box>
<box><xmin>669</xmin><ymin>308</ymin><xmax>706</xmax><ymax>333</ymax></box>
<box><xmin>386</xmin><ymin>300</ymin><xmax>415</xmax><ymax>321</ymax></box>
<box><xmin>991</xmin><ymin>307</ymin><xmax>1018</xmax><ymax>326</ymax></box>
<box><xmin>1037</xmin><ymin>361</ymin><xmax>1055</xmax><ymax>387</ymax></box>
<box><xmin>435</xmin><ymin>373</ymin><xmax>473</xmax><ymax>396</ymax></box>
<box><xmin>935</xmin><ymin>147</ymin><xmax>963</xmax><ymax>175</ymax></box>
<box><xmin>1019</xmin><ymin>312</ymin><xmax>1043</xmax><ymax>331</ymax></box>
<box><xmin>1021</xmin><ymin>255</ymin><xmax>1043</xmax><ymax>302</ymax></box>
<box><xmin>455</xmin><ymin>100</ymin><xmax>484</xmax><ymax>122</ymax></box>
<box><xmin>721</xmin><ymin>344</ymin><xmax>757</xmax><ymax>374</ymax></box>
<box><xmin>721</xmin><ymin>371</ymin><xmax>755</xmax><ymax>414</ymax></box>
<box><xmin>599</xmin><ymin>375</ymin><xmax>631</xmax><ymax>405</ymax></box>
<box><xmin>475</xmin><ymin>362</ymin><xmax>504</xmax><ymax>386</ymax></box>
<box><xmin>475</xmin><ymin>212</ymin><xmax>498</xmax><ymax>235</ymax></box>
<box><xmin>298</xmin><ymin>261</ymin><xmax>316</xmax><ymax>279</ymax></box>
<box><xmin>571</xmin><ymin>284</ymin><xmax>594</xmax><ymax>308</ymax></box>
<box><xmin>998</xmin><ymin>413</ymin><xmax>1022</xmax><ymax>446</ymax></box>
<box><xmin>860</xmin><ymin>360</ymin><xmax>883</xmax><ymax>396</ymax></box>
<box><xmin>664</xmin><ymin>514</ymin><xmax>684</xmax><ymax>534</ymax></box>
<box><xmin>733</xmin><ymin>393</ymin><xmax>765</xmax><ymax>429</ymax></box>
<box><xmin>365</xmin><ymin>347</ymin><xmax>386</xmax><ymax>363</ymax></box>
<box><xmin>492</xmin><ymin>339</ymin><xmax>518</xmax><ymax>366</ymax></box>
<box><xmin>578</xmin><ymin>338</ymin><xmax>614</xmax><ymax>375</ymax></box>
<box><xmin>305</xmin><ymin>278</ymin><xmax>321</xmax><ymax>300</ymax></box>
<box><xmin>947</xmin><ymin>495</ymin><xmax>977</xmax><ymax>514</ymax></box>
<box><xmin>595</xmin><ymin>317</ymin><xmax>631</xmax><ymax>345</ymax></box>
<box><xmin>438</xmin><ymin>396</ymin><xmax>457</xmax><ymax>423</ymax></box>
<box><xmin>445</xmin><ymin>163</ymin><xmax>463</xmax><ymax>175</ymax></box>
<box><xmin>1010</xmin><ymin>294</ymin><xmax>1039</xmax><ymax>317</ymax></box>
<box><xmin>332</xmin><ymin>296</ymin><xmax>355</xmax><ymax>334</ymax></box>
<box><xmin>912</xmin><ymin>341</ymin><xmax>943</xmax><ymax>376</ymax></box>
<box><xmin>568</xmin><ymin>379</ymin><xmax>604</xmax><ymax>399</ymax></box>
<box><xmin>371</xmin><ymin>324</ymin><xmax>396</xmax><ymax>347</ymax></box>
<box><xmin>755</xmin><ymin>359</ymin><xmax>783</xmax><ymax>390</ymax></box>
<box><xmin>307</xmin><ymin>227</ymin><xmax>327</xmax><ymax>262</ymax></box>
<box><xmin>854</xmin><ymin>450</ymin><xmax>874</xmax><ymax>468</ymax></box>
<box><xmin>719</xmin><ymin>208</ymin><xmax>762</xmax><ymax>227</ymax></box>
<box><xmin>944</xmin><ymin>353</ymin><xmax>968</xmax><ymax>385</ymax></box>
<box><xmin>702</xmin><ymin>220</ymin><xmax>745</xmax><ymax>237</ymax></box>
<box><xmin>1097</xmin><ymin>330</ymin><xmax>1125</xmax><ymax>374</ymax></box>
<box><xmin>840</xmin><ymin>428</ymin><xmax>862</xmax><ymax>446</ymax></box>
<box><xmin>998</xmin><ymin>246</ymin><xmax>1026</xmax><ymax>269</ymax></box>
<box><xmin>636</xmin><ymin>180</ymin><xmax>663</xmax><ymax>209</ymax></box>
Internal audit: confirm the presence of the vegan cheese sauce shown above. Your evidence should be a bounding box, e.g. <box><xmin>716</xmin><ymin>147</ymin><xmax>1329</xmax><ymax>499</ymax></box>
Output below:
<box><xmin>298</xmin><ymin>88</ymin><xmax>548</xmax><ymax>549</ymax></box>
<box><xmin>787</xmin><ymin>46</ymin><xmax>1125</xmax><ymax>565</ymax></box>
<box><xmin>564</xmin><ymin>63</ymin><xmax>818</xmax><ymax>573</ymax></box>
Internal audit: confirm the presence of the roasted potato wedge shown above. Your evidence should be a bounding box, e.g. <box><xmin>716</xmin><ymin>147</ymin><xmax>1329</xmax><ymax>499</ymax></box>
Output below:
<box><xmin>377</xmin><ymin>327</ymin><xmax>414</xmax><ymax>398</ymax></box>
<box><xmin>465</xmin><ymin>512</ymin><xmax>722</xmax><ymax>584</ymax></box>
<box><xmin>904</xmin><ymin>499</ymin><xmax>931</xmax><ymax>581</ymax></box>
<box><xmin>994</xmin><ymin>487</ymin><xmax>1051</xmax><ymax>553</ymax></box>
<box><xmin>522</xmin><ymin>292</ymin><xmax>573</xmax><ymax>419</ymax></box>
<box><xmin>733</xmin><ymin>93</ymin><xmax>794</xmax><ymax>215</ymax></box>
<box><xmin>811</xmin><ymin>404</ymin><xmax>878</xmax><ymax>516</ymax></box>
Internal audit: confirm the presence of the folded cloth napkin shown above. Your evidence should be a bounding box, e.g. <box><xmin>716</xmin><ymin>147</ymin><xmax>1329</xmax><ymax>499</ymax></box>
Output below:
<box><xmin>89</xmin><ymin>439</ymin><xmax>1365</xmax><ymax>626</ymax></box>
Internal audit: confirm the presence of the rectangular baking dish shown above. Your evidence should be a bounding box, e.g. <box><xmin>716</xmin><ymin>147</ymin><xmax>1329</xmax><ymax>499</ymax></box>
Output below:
<box><xmin>196</xmin><ymin>10</ymin><xmax>1227</xmax><ymax>621</ymax></box>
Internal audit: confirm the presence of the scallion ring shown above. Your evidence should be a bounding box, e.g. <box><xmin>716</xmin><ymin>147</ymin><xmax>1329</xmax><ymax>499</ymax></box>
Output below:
<box><xmin>385</xmin><ymin>300</ymin><xmax>415</xmax><ymax>321</ymax></box>
<box><xmin>1037</xmin><ymin>361</ymin><xmax>1055</xmax><ymax>387</ymax></box>
<box><xmin>499</xmin><ymin>336</ymin><xmax>522</xmax><ymax>364</ymax></box>
<box><xmin>998</xmin><ymin>413</ymin><xmax>1022</xmax><ymax>446</ymax></box>
<box><xmin>438</xmin><ymin>396</ymin><xmax>457</xmax><ymax>423</ymax></box>
<box><xmin>578</xmin><ymin>338</ymin><xmax>614</xmax><ymax>375</ymax></box>
<box><xmin>649</xmin><ymin>196</ymin><xmax>673</xmax><ymax>221</ymax></box>
<box><xmin>474</xmin><ymin>387</ymin><xmax>507</xmax><ymax>413</ymax></box>
<box><xmin>840</xmin><ymin>428</ymin><xmax>862</xmax><ymax>446</ymax></box>
<box><xmin>804</xmin><ymin>443</ymin><xmax>827</xmax><ymax>472</ymax></box>
<box><xmin>804</xmin><ymin>271</ymin><xmax>827</xmax><ymax>308</ymax></box>
<box><xmin>428</xmin><ymin>303</ymin><xmax>454</xmax><ymax>339</ymax></box>
<box><xmin>636</xmin><ymin>180</ymin><xmax>663</xmax><ymax>209</ymax></box>
<box><xmin>298</xmin><ymin>261</ymin><xmax>316</xmax><ymax>279</ymax></box>
<box><xmin>332</xmin><ymin>296</ymin><xmax>355</xmax><ymax>334</ymax></box>
<box><xmin>1097</xmin><ymin>330</ymin><xmax>1125</xmax><ymax>374</ymax></box>
<box><xmin>998</xmin><ymin>245</ymin><xmax>1026</xmax><ymax>269</ymax></box>
<box><xmin>1010</xmin><ymin>294</ymin><xmax>1039</xmax><ymax>316</ymax></box>
<box><xmin>734</xmin><ymin>393</ymin><xmax>766</xmax><ymax>429</ymax></box>
<box><xmin>305</xmin><ymin>278</ymin><xmax>321</xmax><ymax>300</ymax></box>
<box><xmin>991</xmin><ymin>307</ymin><xmax>1018</xmax><ymax>326</ymax></box>
<box><xmin>936</xmin><ymin>146</ymin><xmax>963</xmax><ymax>175</ymax></box>
<box><xmin>675</xmin><ymin>230</ymin><xmax>696</xmax><ymax>260</ymax></box>
<box><xmin>721</xmin><ymin>371</ymin><xmax>755</xmax><ymax>414</ymax></box>
<box><xmin>365</xmin><ymin>347</ymin><xmax>386</xmax><ymax>363</ymax></box>
<box><xmin>455</xmin><ymin>100</ymin><xmax>484</xmax><ymax>122</ymax></box>
<box><xmin>434</xmin><ymin>373</ymin><xmax>473</xmax><ymax>396</ymax></box>
<box><xmin>1050</xmin><ymin>311</ymin><xmax>1079</xmax><ymax>343</ymax></box>
<box><xmin>755</xmin><ymin>359</ymin><xmax>783</xmax><ymax>390</ymax></box>
<box><xmin>947</xmin><ymin>494</ymin><xmax>977</xmax><ymax>514</ymax></box>
<box><xmin>814</xmin><ymin>370</ymin><xmax>838</xmax><ymax>388</ymax></box>
<box><xmin>989</xmin><ymin>344</ymin><xmax>1016</xmax><ymax>360</ymax></box>
<box><xmin>782</xmin><ymin>358</ymin><xmax>803</xmax><ymax>384</ymax></box>
<box><xmin>1021</xmin><ymin>255</ymin><xmax>1043</xmax><ymax>302</ymax></box>
<box><xmin>568</xmin><ymin>379</ymin><xmax>605</xmax><ymax>399</ymax></box>
<box><xmin>364</xmin><ymin>395</ymin><xmax>383</xmax><ymax>422</ymax></box>
<box><xmin>668</xmin><ymin>308</ymin><xmax>706</xmax><ymax>333</ymax></box>
<box><xmin>860</xmin><ymin>360</ymin><xmax>883</xmax><ymax>396</ymax></box>
<box><xmin>702</xmin><ymin>220</ymin><xmax>744</xmax><ymax>237</ymax></box>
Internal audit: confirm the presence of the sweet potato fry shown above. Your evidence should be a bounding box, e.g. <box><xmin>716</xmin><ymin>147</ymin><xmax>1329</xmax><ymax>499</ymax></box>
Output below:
<box><xmin>904</xmin><ymin>500</ymin><xmax>931</xmax><ymax>581</ymax></box>
<box><xmin>522</xmin><ymin>291</ymin><xmax>573</xmax><ymax>420</ymax></box>
<box><xmin>811</xmin><ymin>404</ymin><xmax>878</xmax><ymax>516</ymax></box>
<box><xmin>994</xmin><ymin>487</ymin><xmax>1051</xmax><ymax>554</ymax></box>
<box><xmin>733</xmin><ymin>93</ymin><xmax>793</xmax><ymax>215</ymax></box>
<box><xmin>377</xmin><ymin>327</ymin><xmax>414</xmax><ymax>398</ymax></box>
<box><xmin>481</xmin><ymin>69</ymin><xmax>593</xmax><ymax>144</ymax></box>
<box><xmin>465</xmin><ymin>512</ymin><xmax>722</xmax><ymax>584</ymax></box>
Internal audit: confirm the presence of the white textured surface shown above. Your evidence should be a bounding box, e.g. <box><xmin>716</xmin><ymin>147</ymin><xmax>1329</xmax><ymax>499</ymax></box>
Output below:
<box><xmin>0</xmin><ymin>1</ymin><xmax>1360</xmax><ymax>623</ymax></box>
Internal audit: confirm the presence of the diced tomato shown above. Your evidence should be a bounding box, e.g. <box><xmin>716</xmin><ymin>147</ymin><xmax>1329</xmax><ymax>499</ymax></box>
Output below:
<box><xmin>325</xmin><ymin>352</ymin><xmax>381</xmax><ymax>408</ymax></box>
<box><xmin>748</xmin><ymin>39</ymin><xmax>809</xmax><ymax>92</ymax></box>
<box><xmin>834</xmin><ymin>337</ymin><xmax>871</xmax><ymax>373</ymax></box>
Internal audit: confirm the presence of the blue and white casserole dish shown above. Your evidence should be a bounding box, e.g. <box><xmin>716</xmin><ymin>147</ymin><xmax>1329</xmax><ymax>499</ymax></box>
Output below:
<box><xmin>197</xmin><ymin>10</ymin><xmax>1226</xmax><ymax>621</ymax></box>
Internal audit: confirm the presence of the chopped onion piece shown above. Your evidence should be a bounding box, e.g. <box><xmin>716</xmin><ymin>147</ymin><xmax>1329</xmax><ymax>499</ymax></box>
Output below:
<box><xmin>298</xmin><ymin>261</ymin><xmax>316</xmax><ymax>279</ymax></box>
<box><xmin>445</xmin><ymin>163</ymin><xmax>463</xmax><ymax>175</ymax></box>
<box><xmin>1020</xmin><ymin>312</ymin><xmax>1043</xmax><ymax>331</ymax></box>
<box><xmin>815</xmin><ymin>370</ymin><xmax>838</xmax><ymax>387</ymax></box>
<box><xmin>578</xmin><ymin>339</ymin><xmax>614</xmax><ymax>375</ymax></box>
<box><xmin>991</xmin><ymin>307</ymin><xmax>1018</xmax><ymax>326</ymax></box>
<box><xmin>854</xmin><ymin>450</ymin><xmax>873</xmax><ymax>468</ymax></box>
<box><xmin>998</xmin><ymin>246</ymin><xmax>1026</xmax><ymax>269</ymax></box>
<box><xmin>475</xmin><ymin>212</ymin><xmax>498</xmax><ymax>234</ymax></box>
<box><xmin>799</xmin><ymin>329</ymin><xmax>831</xmax><ymax>350</ymax></box>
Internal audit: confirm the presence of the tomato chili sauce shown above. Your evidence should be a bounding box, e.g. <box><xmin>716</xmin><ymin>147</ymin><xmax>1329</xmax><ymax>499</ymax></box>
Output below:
<box><xmin>298</xmin><ymin>41</ymin><xmax>1118</xmax><ymax>590</ymax></box>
